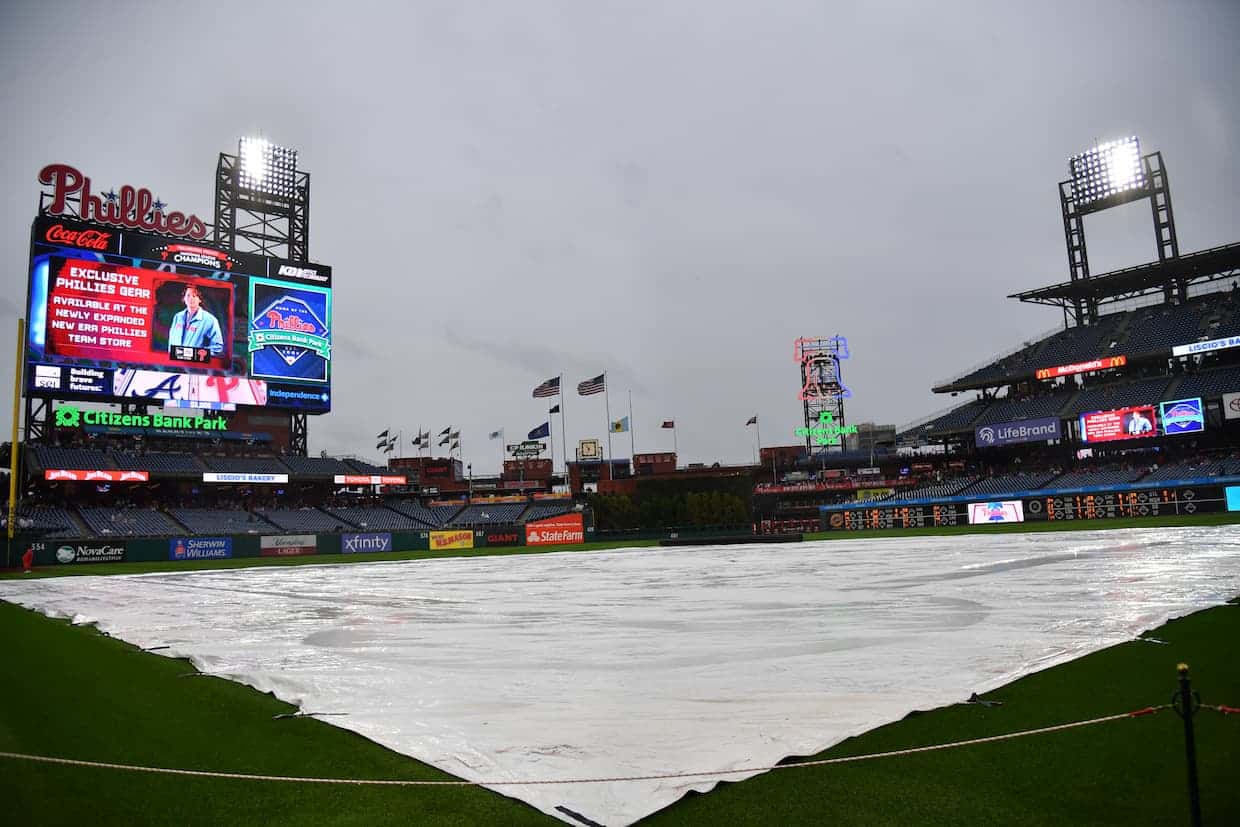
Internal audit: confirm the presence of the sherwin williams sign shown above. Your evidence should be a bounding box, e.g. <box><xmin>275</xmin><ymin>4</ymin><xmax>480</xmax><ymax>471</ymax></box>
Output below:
<box><xmin>525</xmin><ymin>513</ymin><xmax>585</xmax><ymax>546</ymax></box>
<box><xmin>974</xmin><ymin>417</ymin><xmax>1062</xmax><ymax>447</ymax></box>
<box><xmin>341</xmin><ymin>533</ymin><xmax>392</xmax><ymax>553</ymax></box>
<box><xmin>430</xmin><ymin>530</ymin><xmax>474</xmax><ymax>550</ymax></box>
<box><xmin>169</xmin><ymin>537</ymin><xmax>232</xmax><ymax>560</ymax></box>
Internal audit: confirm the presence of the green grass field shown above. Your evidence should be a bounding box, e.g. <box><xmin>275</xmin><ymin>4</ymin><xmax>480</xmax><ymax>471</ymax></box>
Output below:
<box><xmin>1</xmin><ymin>517</ymin><xmax>1238</xmax><ymax>824</ymax></box>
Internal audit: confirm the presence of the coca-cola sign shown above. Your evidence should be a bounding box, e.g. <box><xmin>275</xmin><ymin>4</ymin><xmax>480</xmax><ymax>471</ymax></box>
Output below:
<box><xmin>38</xmin><ymin>163</ymin><xmax>208</xmax><ymax>241</ymax></box>
<box><xmin>44</xmin><ymin>223</ymin><xmax>112</xmax><ymax>251</ymax></box>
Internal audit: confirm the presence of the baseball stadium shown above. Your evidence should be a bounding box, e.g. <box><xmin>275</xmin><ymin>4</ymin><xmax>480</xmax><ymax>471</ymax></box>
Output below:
<box><xmin>2</xmin><ymin>135</ymin><xmax>1239</xmax><ymax>826</ymax></box>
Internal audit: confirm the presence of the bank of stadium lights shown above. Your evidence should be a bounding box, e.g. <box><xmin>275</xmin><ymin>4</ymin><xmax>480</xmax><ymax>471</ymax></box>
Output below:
<box><xmin>1069</xmin><ymin>136</ymin><xmax>1148</xmax><ymax>209</ymax></box>
<box><xmin>237</xmin><ymin>136</ymin><xmax>298</xmax><ymax>199</ymax></box>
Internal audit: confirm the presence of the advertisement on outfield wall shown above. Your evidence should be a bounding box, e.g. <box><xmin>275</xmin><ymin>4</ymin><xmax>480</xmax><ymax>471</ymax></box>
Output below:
<box><xmin>170</xmin><ymin>537</ymin><xmax>232</xmax><ymax>560</ymax></box>
<box><xmin>44</xmin><ymin>469</ymin><xmax>149</xmax><ymax>482</ymax></box>
<box><xmin>483</xmin><ymin>530</ymin><xmax>521</xmax><ymax>547</ymax></box>
<box><xmin>55</xmin><ymin>541</ymin><xmax>125</xmax><ymax>564</ymax></box>
<box><xmin>1079</xmin><ymin>406</ymin><xmax>1158</xmax><ymax>443</ymax></box>
<box><xmin>341</xmin><ymin>533</ymin><xmax>393</xmax><ymax>553</ymax></box>
<box><xmin>260</xmin><ymin>534</ymin><xmax>316</xmax><ymax>556</ymax></box>
<box><xmin>1159</xmin><ymin>398</ymin><xmax>1205</xmax><ymax>435</ymax></box>
<box><xmin>975</xmin><ymin>417</ymin><xmax>1062</xmax><ymax>447</ymax></box>
<box><xmin>525</xmin><ymin>513</ymin><xmax>585</xmax><ymax>546</ymax></box>
<box><xmin>430</xmin><ymin>530</ymin><xmax>474</xmax><ymax>550</ymax></box>
<box><xmin>967</xmin><ymin>501</ymin><xmax>1025</xmax><ymax>524</ymax></box>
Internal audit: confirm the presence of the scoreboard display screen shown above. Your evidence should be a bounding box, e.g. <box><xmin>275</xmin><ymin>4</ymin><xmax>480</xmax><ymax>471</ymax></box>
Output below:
<box><xmin>25</xmin><ymin>215</ymin><xmax>332</xmax><ymax>411</ymax></box>
<box><xmin>826</xmin><ymin>486</ymin><xmax>1223</xmax><ymax>530</ymax></box>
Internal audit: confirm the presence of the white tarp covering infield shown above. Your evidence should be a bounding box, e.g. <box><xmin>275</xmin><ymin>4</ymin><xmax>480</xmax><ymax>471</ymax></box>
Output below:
<box><xmin>3</xmin><ymin>526</ymin><xmax>1240</xmax><ymax>825</ymax></box>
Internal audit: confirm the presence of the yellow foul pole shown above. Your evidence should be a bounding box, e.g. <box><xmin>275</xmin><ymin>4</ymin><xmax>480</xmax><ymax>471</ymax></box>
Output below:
<box><xmin>7</xmin><ymin>318</ymin><xmax>25</xmax><ymax>566</ymax></box>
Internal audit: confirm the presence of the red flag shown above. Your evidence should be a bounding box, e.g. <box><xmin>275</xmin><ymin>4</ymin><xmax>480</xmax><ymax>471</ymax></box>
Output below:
<box><xmin>661</xmin><ymin>420</ymin><xmax>675</xmax><ymax>428</ymax></box>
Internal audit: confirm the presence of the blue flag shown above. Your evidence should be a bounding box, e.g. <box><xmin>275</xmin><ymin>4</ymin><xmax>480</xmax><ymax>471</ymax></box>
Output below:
<box><xmin>528</xmin><ymin>422</ymin><xmax>551</xmax><ymax>440</ymax></box>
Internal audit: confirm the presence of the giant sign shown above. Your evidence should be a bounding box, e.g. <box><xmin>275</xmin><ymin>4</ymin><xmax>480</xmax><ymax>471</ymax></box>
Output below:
<box><xmin>1079</xmin><ymin>406</ymin><xmax>1158</xmax><ymax>443</ymax></box>
<box><xmin>974</xmin><ymin>417</ymin><xmax>1062</xmax><ymax>447</ymax></box>
<box><xmin>26</xmin><ymin>212</ymin><xmax>331</xmax><ymax>412</ymax></box>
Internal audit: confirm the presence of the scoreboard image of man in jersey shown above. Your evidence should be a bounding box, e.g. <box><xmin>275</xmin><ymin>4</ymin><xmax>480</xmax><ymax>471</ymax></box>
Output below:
<box><xmin>248</xmin><ymin>277</ymin><xmax>332</xmax><ymax>383</ymax></box>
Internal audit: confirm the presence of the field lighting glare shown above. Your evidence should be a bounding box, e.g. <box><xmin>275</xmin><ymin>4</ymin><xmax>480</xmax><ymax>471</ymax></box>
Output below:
<box><xmin>237</xmin><ymin>136</ymin><xmax>298</xmax><ymax>199</ymax></box>
<box><xmin>1069</xmin><ymin>136</ymin><xmax>1147</xmax><ymax>209</ymax></box>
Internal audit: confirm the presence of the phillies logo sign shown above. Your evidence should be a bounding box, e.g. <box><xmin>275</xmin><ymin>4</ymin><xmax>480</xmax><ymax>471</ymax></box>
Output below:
<box><xmin>38</xmin><ymin>163</ymin><xmax>208</xmax><ymax>240</ymax></box>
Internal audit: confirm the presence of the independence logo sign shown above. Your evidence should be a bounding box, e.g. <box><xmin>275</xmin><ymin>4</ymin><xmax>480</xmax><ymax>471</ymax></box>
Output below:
<box><xmin>249</xmin><ymin>277</ymin><xmax>331</xmax><ymax>383</ymax></box>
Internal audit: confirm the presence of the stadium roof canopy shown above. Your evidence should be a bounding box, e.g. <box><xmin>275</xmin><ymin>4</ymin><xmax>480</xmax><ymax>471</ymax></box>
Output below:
<box><xmin>1010</xmin><ymin>242</ymin><xmax>1240</xmax><ymax>309</ymax></box>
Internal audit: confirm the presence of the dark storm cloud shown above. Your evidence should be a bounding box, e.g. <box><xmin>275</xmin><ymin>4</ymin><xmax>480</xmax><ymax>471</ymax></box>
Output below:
<box><xmin>1</xmin><ymin>0</ymin><xmax>1237</xmax><ymax>470</ymax></box>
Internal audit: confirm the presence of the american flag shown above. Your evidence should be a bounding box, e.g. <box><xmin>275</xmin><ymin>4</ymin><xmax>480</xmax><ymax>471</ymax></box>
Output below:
<box><xmin>577</xmin><ymin>373</ymin><xmax>605</xmax><ymax>396</ymax></box>
<box><xmin>532</xmin><ymin>376</ymin><xmax>560</xmax><ymax>398</ymax></box>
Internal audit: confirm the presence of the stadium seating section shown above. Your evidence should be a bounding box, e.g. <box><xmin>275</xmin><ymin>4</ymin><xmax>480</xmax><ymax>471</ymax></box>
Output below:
<box><xmin>281</xmin><ymin>456</ymin><xmax>355</xmax><ymax>476</ymax></box>
<box><xmin>202</xmin><ymin>456</ymin><xmax>291</xmax><ymax>475</ymax></box>
<box><xmin>112</xmin><ymin>451</ymin><xmax>205</xmax><ymax>474</ymax></box>
<box><xmin>32</xmin><ymin>445</ymin><xmax>115</xmax><ymax>470</ymax></box>
<box><xmin>385</xmin><ymin>500</ymin><xmax>449</xmax><ymax>527</ymax></box>
<box><xmin>259</xmin><ymin>508</ymin><xmax>349</xmax><ymax>533</ymax></box>
<box><xmin>521</xmin><ymin>502</ymin><xmax>576</xmax><ymax>522</ymax></box>
<box><xmin>448</xmin><ymin>503</ymin><xmax>528</xmax><ymax>526</ymax></box>
<box><xmin>78</xmin><ymin>506</ymin><xmax>182</xmax><ymax>537</ymax></box>
<box><xmin>322</xmin><ymin>507</ymin><xmax>424</xmax><ymax>531</ymax></box>
<box><xmin>168</xmin><ymin>508</ymin><xmax>276</xmax><ymax>534</ymax></box>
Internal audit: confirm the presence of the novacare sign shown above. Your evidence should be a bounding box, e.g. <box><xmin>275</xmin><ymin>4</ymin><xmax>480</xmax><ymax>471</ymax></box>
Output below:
<box><xmin>975</xmin><ymin>416</ymin><xmax>1062</xmax><ymax>447</ymax></box>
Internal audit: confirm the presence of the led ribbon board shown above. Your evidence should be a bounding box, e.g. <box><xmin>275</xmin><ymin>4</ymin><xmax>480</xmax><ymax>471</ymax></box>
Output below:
<box><xmin>1035</xmin><ymin>355</ymin><xmax>1126</xmax><ymax>380</ymax></box>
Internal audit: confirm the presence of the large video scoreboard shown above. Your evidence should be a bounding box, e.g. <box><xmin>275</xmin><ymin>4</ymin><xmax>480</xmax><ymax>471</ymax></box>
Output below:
<box><xmin>825</xmin><ymin>485</ymin><xmax>1225</xmax><ymax>531</ymax></box>
<box><xmin>25</xmin><ymin>215</ymin><xmax>332</xmax><ymax>412</ymax></box>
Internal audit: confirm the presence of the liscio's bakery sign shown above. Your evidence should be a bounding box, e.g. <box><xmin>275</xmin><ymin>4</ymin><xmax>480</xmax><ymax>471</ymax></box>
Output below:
<box><xmin>39</xmin><ymin>163</ymin><xmax>208</xmax><ymax>240</ymax></box>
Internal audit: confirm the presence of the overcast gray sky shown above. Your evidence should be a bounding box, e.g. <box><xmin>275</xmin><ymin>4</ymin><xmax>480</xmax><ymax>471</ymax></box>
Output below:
<box><xmin>2</xmin><ymin>1</ymin><xmax>1238</xmax><ymax>472</ymax></box>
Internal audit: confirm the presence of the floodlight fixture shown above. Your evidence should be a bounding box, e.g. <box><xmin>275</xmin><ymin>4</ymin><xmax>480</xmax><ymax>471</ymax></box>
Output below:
<box><xmin>1069</xmin><ymin>136</ymin><xmax>1148</xmax><ymax>212</ymax></box>
<box><xmin>237</xmin><ymin>136</ymin><xmax>298</xmax><ymax>199</ymax></box>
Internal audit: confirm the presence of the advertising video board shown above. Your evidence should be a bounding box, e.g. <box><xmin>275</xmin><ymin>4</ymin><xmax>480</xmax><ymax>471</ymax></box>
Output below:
<box><xmin>1078</xmin><ymin>406</ymin><xmax>1157</xmax><ymax>443</ymax></box>
<box><xmin>967</xmin><ymin>500</ymin><xmax>1025</xmax><ymax>524</ymax></box>
<box><xmin>1158</xmin><ymin>398</ymin><xmax>1205</xmax><ymax>436</ymax></box>
<box><xmin>25</xmin><ymin>215</ymin><xmax>332</xmax><ymax>412</ymax></box>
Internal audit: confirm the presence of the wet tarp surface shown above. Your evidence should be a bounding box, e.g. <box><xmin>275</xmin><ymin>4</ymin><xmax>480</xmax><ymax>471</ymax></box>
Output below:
<box><xmin>3</xmin><ymin>526</ymin><xmax>1239</xmax><ymax>825</ymax></box>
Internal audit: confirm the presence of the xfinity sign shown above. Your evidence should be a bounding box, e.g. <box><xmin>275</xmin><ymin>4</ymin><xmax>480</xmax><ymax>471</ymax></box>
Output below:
<box><xmin>975</xmin><ymin>417</ymin><xmax>1062</xmax><ymax>447</ymax></box>
<box><xmin>341</xmin><ymin>532</ymin><xmax>392</xmax><ymax>553</ymax></box>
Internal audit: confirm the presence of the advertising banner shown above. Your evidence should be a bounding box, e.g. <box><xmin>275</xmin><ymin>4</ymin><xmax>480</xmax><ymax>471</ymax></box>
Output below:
<box><xmin>341</xmin><ymin>533</ymin><xmax>393</xmax><ymax>553</ymax></box>
<box><xmin>1035</xmin><ymin>355</ymin><xmax>1126</xmax><ymax>380</ymax></box>
<box><xmin>967</xmin><ymin>501</ymin><xmax>1025</xmax><ymax>524</ymax></box>
<box><xmin>1159</xmin><ymin>398</ymin><xmax>1205</xmax><ymax>436</ymax></box>
<box><xmin>1225</xmin><ymin>392</ymin><xmax>1240</xmax><ymax>421</ymax></box>
<box><xmin>333</xmin><ymin>475</ymin><xmax>407</xmax><ymax>485</ymax></box>
<box><xmin>31</xmin><ymin>364</ymin><xmax>110</xmax><ymax>395</ymax></box>
<box><xmin>430</xmin><ymin>530</ymin><xmax>474</xmax><ymax>550</ymax></box>
<box><xmin>1171</xmin><ymin>334</ymin><xmax>1240</xmax><ymax>358</ymax></box>
<box><xmin>1079</xmin><ymin>406</ymin><xmax>1158</xmax><ymax>443</ymax></box>
<box><xmin>974</xmin><ymin>417</ymin><xmax>1062</xmax><ymax>447</ymax></box>
<box><xmin>44</xmin><ymin>469</ymin><xmax>149</xmax><ymax>482</ymax></box>
<box><xmin>483</xmin><ymin>530</ymin><xmax>521</xmax><ymax>547</ymax></box>
<box><xmin>41</xmin><ymin>257</ymin><xmax>234</xmax><ymax>370</ymax></box>
<box><xmin>54</xmin><ymin>541</ymin><xmax>125</xmax><ymax>564</ymax></box>
<box><xmin>114</xmin><ymin>368</ymin><xmax>268</xmax><ymax>407</ymax></box>
<box><xmin>525</xmin><ymin>513</ymin><xmax>585</xmax><ymax>546</ymax></box>
<box><xmin>202</xmin><ymin>472</ymin><xmax>289</xmax><ymax>484</ymax></box>
<box><xmin>169</xmin><ymin>537</ymin><xmax>232</xmax><ymax>560</ymax></box>
<box><xmin>248</xmin><ymin>277</ymin><xmax>332</xmax><ymax>383</ymax></box>
<box><xmin>260</xmin><ymin>534</ymin><xmax>316</xmax><ymax>556</ymax></box>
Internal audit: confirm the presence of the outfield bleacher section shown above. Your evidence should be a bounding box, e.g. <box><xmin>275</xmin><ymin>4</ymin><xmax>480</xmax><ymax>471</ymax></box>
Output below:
<box><xmin>202</xmin><ymin>455</ymin><xmax>290</xmax><ymax>475</ymax></box>
<box><xmin>960</xmin><ymin>472</ymin><xmax>1060</xmax><ymax>497</ymax></box>
<box><xmin>281</xmin><ymin>456</ymin><xmax>355</xmax><ymax>476</ymax></box>
<box><xmin>18</xmin><ymin>505</ymin><xmax>80</xmax><ymax>538</ymax></box>
<box><xmin>890</xmin><ymin>476</ymin><xmax>980</xmax><ymax>501</ymax></box>
<box><xmin>385</xmin><ymin>500</ymin><xmax>448</xmax><ymax>527</ymax></box>
<box><xmin>448</xmin><ymin>503</ymin><xmax>527</xmax><ymax>526</ymax></box>
<box><xmin>112</xmin><ymin>451</ymin><xmax>205</xmax><ymax>474</ymax></box>
<box><xmin>1173</xmin><ymin>366</ymin><xmax>1240</xmax><ymax>400</ymax></box>
<box><xmin>521</xmin><ymin>502</ymin><xmax>576</xmax><ymax>522</ymax></box>
<box><xmin>168</xmin><ymin>508</ymin><xmax>276</xmax><ymax>534</ymax></box>
<box><xmin>258</xmin><ymin>508</ymin><xmax>350</xmax><ymax>532</ymax></box>
<box><xmin>1067</xmin><ymin>376</ymin><xmax>1172</xmax><ymax>416</ymax></box>
<box><xmin>1044</xmin><ymin>468</ymin><xmax>1146</xmax><ymax>489</ymax></box>
<box><xmin>346</xmin><ymin>459</ymin><xmax>391</xmax><ymax>474</ymax></box>
<box><xmin>322</xmin><ymin>506</ymin><xmax>425</xmax><ymax>531</ymax></box>
<box><xmin>31</xmin><ymin>445</ymin><xmax>115</xmax><ymax>470</ymax></box>
<box><xmin>78</xmin><ymin>506</ymin><xmax>182</xmax><ymax>537</ymax></box>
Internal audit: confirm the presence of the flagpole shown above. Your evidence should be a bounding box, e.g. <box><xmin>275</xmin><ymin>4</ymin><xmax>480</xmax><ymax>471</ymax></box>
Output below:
<box><xmin>673</xmin><ymin>421</ymin><xmax>678</xmax><ymax>461</ymax></box>
<box><xmin>604</xmin><ymin>371</ymin><xmax>612</xmax><ymax>464</ymax></box>
<box><xmin>755</xmin><ymin>417</ymin><xmax>762</xmax><ymax>464</ymax></box>
<box><xmin>548</xmin><ymin>403</ymin><xmax>555</xmax><ymax>477</ymax></box>
<box><xmin>499</xmin><ymin>427</ymin><xmax>505</xmax><ymax>476</ymax></box>
<box><xmin>559</xmin><ymin>375</ymin><xmax>567</xmax><ymax>476</ymax></box>
<box><xmin>628</xmin><ymin>389</ymin><xmax>635</xmax><ymax>457</ymax></box>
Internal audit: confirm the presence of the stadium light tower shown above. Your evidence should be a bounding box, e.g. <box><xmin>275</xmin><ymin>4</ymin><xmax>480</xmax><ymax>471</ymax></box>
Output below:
<box><xmin>213</xmin><ymin>136</ymin><xmax>313</xmax><ymax>454</ymax></box>
<box><xmin>214</xmin><ymin>136</ymin><xmax>310</xmax><ymax>261</ymax></box>
<box><xmin>1059</xmin><ymin>135</ymin><xmax>1180</xmax><ymax>324</ymax></box>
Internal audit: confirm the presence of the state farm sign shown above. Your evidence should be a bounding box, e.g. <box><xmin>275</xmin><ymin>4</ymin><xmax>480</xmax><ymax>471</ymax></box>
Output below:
<box><xmin>524</xmin><ymin>513</ymin><xmax>585</xmax><ymax>546</ymax></box>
